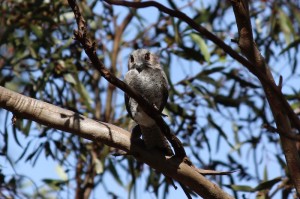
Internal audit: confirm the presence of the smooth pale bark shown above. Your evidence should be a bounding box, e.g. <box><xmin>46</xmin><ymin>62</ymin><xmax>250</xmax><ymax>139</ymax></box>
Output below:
<box><xmin>0</xmin><ymin>86</ymin><xmax>234</xmax><ymax>199</ymax></box>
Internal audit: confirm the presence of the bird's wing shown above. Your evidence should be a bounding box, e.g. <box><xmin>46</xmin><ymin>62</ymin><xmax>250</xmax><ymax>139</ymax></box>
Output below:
<box><xmin>124</xmin><ymin>93</ymin><xmax>133</xmax><ymax>119</ymax></box>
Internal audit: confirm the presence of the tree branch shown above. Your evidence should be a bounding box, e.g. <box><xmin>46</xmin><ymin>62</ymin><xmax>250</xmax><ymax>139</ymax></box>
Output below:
<box><xmin>104</xmin><ymin>9</ymin><xmax>134</xmax><ymax>122</ymax></box>
<box><xmin>103</xmin><ymin>0</ymin><xmax>300</xmax><ymax>138</ymax></box>
<box><xmin>103</xmin><ymin>0</ymin><xmax>300</xmax><ymax>195</ymax></box>
<box><xmin>264</xmin><ymin>124</ymin><xmax>300</xmax><ymax>141</ymax></box>
<box><xmin>230</xmin><ymin>0</ymin><xmax>300</xmax><ymax>196</ymax></box>
<box><xmin>0</xmin><ymin>86</ymin><xmax>234</xmax><ymax>199</ymax></box>
<box><xmin>67</xmin><ymin>0</ymin><xmax>186</xmax><ymax>158</ymax></box>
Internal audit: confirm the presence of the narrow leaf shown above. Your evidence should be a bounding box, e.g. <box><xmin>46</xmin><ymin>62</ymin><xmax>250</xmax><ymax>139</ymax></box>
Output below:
<box><xmin>190</xmin><ymin>33</ymin><xmax>210</xmax><ymax>63</ymax></box>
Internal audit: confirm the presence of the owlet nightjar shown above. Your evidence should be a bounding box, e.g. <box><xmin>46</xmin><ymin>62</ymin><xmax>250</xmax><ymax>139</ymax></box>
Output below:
<box><xmin>124</xmin><ymin>49</ymin><xmax>173</xmax><ymax>156</ymax></box>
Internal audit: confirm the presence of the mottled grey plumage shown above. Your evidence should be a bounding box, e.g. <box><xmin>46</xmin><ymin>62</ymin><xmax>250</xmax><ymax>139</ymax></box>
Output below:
<box><xmin>124</xmin><ymin>49</ymin><xmax>173</xmax><ymax>156</ymax></box>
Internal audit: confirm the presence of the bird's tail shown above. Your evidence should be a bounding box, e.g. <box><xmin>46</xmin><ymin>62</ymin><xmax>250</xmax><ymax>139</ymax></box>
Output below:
<box><xmin>140</xmin><ymin>125</ymin><xmax>174</xmax><ymax>156</ymax></box>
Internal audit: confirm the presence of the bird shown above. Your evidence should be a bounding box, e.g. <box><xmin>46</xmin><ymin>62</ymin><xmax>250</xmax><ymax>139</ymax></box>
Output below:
<box><xmin>124</xmin><ymin>49</ymin><xmax>173</xmax><ymax>156</ymax></box>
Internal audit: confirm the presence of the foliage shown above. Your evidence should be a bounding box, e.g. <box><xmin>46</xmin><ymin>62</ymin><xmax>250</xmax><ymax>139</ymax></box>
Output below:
<box><xmin>1</xmin><ymin>0</ymin><xmax>300</xmax><ymax>198</ymax></box>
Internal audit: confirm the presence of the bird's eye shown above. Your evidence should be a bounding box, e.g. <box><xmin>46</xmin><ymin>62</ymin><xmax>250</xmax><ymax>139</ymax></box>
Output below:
<box><xmin>144</xmin><ymin>52</ymin><xmax>150</xmax><ymax>61</ymax></box>
<box><xmin>130</xmin><ymin>55</ymin><xmax>134</xmax><ymax>63</ymax></box>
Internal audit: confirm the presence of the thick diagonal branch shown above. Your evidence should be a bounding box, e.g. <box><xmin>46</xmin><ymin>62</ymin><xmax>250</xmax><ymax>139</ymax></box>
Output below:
<box><xmin>231</xmin><ymin>0</ymin><xmax>300</xmax><ymax>196</ymax></box>
<box><xmin>0</xmin><ymin>86</ymin><xmax>234</xmax><ymax>199</ymax></box>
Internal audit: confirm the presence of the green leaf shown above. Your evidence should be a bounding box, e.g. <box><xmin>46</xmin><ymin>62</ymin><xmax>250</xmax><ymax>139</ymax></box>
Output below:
<box><xmin>172</xmin><ymin>47</ymin><xmax>205</xmax><ymax>63</ymax></box>
<box><xmin>29</xmin><ymin>46</ymin><xmax>38</xmax><ymax>59</ymax></box>
<box><xmin>63</xmin><ymin>74</ymin><xmax>77</xmax><ymax>85</ymax></box>
<box><xmin>44</xmin><ymin>141</ymin><xmax>55</xmax><ymax>159</ymax></box>
<box><xmin>198</xmin><ymin>67</ymin><xmax>225</xmax><ymax>76</ymax></box>
<box><xmin>253</xmin><ymin>177</ymin><xmax>281</xmax><ymax>191</ymax></box>
<box><xmin>279</xmin><ymin>38</ymin><xmax>300</xmax><ymax>55</ymax></box>
<box><xmin>43</xmin><ymin>179</ymin><xmax>68</xmax><ymax>190</ymax></box>
<box><xmin>25</xmin><ymin>143</ymin><xmax>43</xmax><ymax>163</ymax></box>
<box><xmin>58</xmin><ymin>12</ymin><xmax>75</xmax><ymax>22</ymax></box>
<box><xmin>77</xmin><ymin>82</ymin><xmax>93</xmax><ymax>108</ymax></box>
<box><xmin>12</xmin><ymin>122</ymin><xmax>22</xmax><ymax>147</ymax></box>
<box><xmin>231</xmin><ymin>177</ymin><xmax>282</xmax><ymax>193</ymax></box>
<box><xmin>208</xmin><ymin>114</ymin><xmax>234</xmax><ymax>149</ymax></box>
<box><xmin>263</xmin><ymin>165</ymin><xmax>268</xmax><ymax>181</ymax></box>
<box><xmin>278</xmin><ymin>9</ymin><xmax>294</xmax><ymax>45</ymax></box>
<box><xmin>214</xmin><ymin>94</ymin><xmax>241</xmax><ymax>108</ymax></box>
<box><xmin>190</xmin><ymin>33</ymin><xmax>210</xmax><ymax>63</ymax></box>
<box><xmin>22</xmin><ymin>120</ymin><xmax>32</xmax><ymax>136</ymax></box>
<box><xmin>223</xmin><ymin>70</ymin><xmax>259</xmax><ymax>89</ymax></box>
<box><xmin>55</xmin><ymin>165</ymin><xmax>68</xmax><ymax>181</ymax></box>
<box><xmin>231</xmin><ymin>185</ymin><xmax>254</xmax><ymax>192</ymax></box>
<box><xmin>94</xmin><ymin>158</ymin><xmax>104</xmax><ymax>174</ymax></box>
<box><xmin>15</xmin><ymin>140</ymin><xmax>32</xmax><ymax>163</ymax></box>
<box><xmin>108</xmin><ymin>159</ymin><xmax>123</xmax><ymax>186</ymax></box>
<box><xmin>30</xmin><ymin>25</ymin><xmax>43</xmax><ymax>39</ymax></box>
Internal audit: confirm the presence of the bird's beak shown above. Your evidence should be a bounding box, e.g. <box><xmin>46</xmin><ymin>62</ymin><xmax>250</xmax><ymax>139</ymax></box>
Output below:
<box><xmin>134</xmin><ymin>63</ymin><xmax>143</xmax><ymax>73</ymax></box>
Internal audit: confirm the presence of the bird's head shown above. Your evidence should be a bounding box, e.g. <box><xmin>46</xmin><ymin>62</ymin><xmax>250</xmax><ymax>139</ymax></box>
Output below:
<box><xmin>128</xmin><ymin>49</ymin><xmax>160</xmax><ymax>72</ymax></box>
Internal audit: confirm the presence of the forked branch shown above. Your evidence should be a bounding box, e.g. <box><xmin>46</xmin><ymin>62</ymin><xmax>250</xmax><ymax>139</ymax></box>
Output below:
<box><xmin>230</xmin><ymin>0</ymin><xmax>300</xmax><ymax>196</ymax></box>
<box><xmin>104</xmin><ymin>0</ymin><xmax>300</xmax><ymax>135</ymax></box>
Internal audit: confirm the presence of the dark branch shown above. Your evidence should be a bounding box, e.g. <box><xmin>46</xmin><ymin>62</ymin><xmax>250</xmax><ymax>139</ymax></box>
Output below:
<box><xmin>264</xmin><ymin>124</ymin><xmax>300</xmax><ymax>141</ymax></box>
<box><xmin>104</xmin><ymin>0</ymin><xmax>300</xmax><ymax>137</ymax></box>
<box><xmin>67</xmin><ymin>0</ymin><xmax>186</xmax><ymax>158</ymax></box>
<box><xmin>230</xmin><ymin>0</ymin><xmax>300</xmax><ymax>196</ymax></box>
